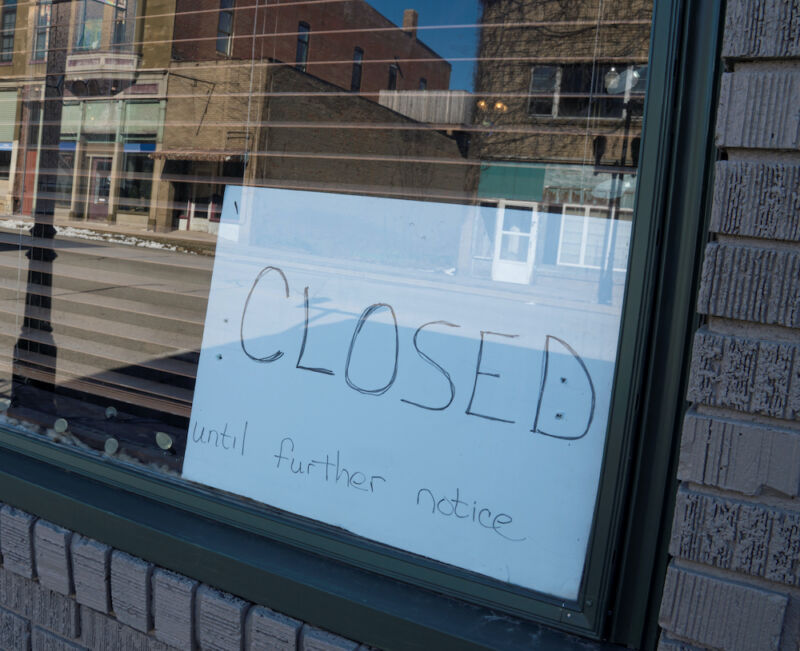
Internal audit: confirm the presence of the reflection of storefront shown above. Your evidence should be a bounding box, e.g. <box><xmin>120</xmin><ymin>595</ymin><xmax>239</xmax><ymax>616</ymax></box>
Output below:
<box><xmin>153</xmin><ymin>152</ymin><xmax>243</xmax><ymax>233</ymax></box>
<box><xmin>55</xmin><ymin>100</ymin><xmax>160</xmax><ymax>227</ymax></box>
<box><xmin>475</xmin><ymin>162</ymin><xmax>636</xmax><ymax>288</ymax></box>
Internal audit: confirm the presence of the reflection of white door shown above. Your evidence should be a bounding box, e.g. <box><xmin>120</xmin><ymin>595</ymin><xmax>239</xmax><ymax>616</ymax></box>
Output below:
<box><xmin>491</xmin><ymin>201</ymin><xmax>538</xmax><ymax>284</ymax></box>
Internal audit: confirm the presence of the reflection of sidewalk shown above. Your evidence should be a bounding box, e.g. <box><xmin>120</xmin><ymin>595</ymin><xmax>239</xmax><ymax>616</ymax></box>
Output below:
<box><xmin>1</xmin><ymin>214</ymin><xmax>219</xmax><ymax>256</ymax></box>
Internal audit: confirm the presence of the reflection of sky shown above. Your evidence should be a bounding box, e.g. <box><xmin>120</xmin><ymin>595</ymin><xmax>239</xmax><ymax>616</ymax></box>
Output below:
<box><xmin>368</xmin><ymin>0</ymin><xmax>481</xmax><ymax>91</ymax></box>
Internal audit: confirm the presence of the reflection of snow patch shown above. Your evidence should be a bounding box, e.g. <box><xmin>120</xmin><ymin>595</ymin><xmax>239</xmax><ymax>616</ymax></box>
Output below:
<box><xmin>0</xmin><ymin>218</ymin><xmax>192</xmax><ymax>254</ymax></box>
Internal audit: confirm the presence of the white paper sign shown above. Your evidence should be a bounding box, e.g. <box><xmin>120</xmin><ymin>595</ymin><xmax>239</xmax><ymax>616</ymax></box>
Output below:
<box><xmin>183</xmin><ymin>186</ymin><xmax>626</xmax><ymax>600</ymax></box>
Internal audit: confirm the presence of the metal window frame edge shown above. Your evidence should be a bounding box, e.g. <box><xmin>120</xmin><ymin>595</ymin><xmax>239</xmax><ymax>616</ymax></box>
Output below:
<box><xmin>0</xmin><ymin>0</ymin><xmax>723</xmax><ymax>648</ymax></box>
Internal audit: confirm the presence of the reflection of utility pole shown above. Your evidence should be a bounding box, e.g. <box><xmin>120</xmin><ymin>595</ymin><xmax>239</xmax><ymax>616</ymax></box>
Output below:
<box><xmin>12</xmin><ymin>0</ymin><xmax>70</xmax><ymax>408</ymax></box>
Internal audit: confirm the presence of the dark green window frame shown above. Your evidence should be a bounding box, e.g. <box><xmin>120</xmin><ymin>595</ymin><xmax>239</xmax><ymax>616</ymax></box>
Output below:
<box><xmin>0</xmin><ymin>1</ymin><xmax>723</xmax><ymax>648</ymax></box>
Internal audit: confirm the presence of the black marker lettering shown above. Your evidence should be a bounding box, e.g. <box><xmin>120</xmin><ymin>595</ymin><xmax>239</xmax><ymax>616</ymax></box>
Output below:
<box><xmin>532</xmin><ymin>335</ymin><xmax>596</xmax><ymax>440</ymax></box>
<box><xmin>296</xmin><ymin>286</ymin><xmax>334</xmax><ymax>375</ymax></box>
<box><xmin>345</xmin><ymin>303</ymin><xmax>399</xmax><ymax>396</ymax></box>
<box><xmin>417</xmin><ymin>488</ymin><xmax>436</xmax><ymax>513</ymax></box>
<box><xmin>401</xmin><ymin>320</ymin><xmax>460</xmax><ymax>411</ymax></box>
<box><xmin>240</xmin><ymin>266</ymin><xmax>290</xmax><ymax>363</ymax></box>
<box><xmin>274</xmin><ymin>437</ymin><xmax>294</xmax><ymax>468</ymax></box>
<box><xmin>466</xmin><ymin>330</ymin><xmax>519</xmax><ymax>423</ymax></box>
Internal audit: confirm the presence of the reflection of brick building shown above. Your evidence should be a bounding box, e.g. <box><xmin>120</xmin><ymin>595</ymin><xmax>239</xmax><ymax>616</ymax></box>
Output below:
<box><xmin>172</xmin><ymin>0</ymin><xmax>451</xmax><ymax>94</ymax></box>
<box><xmin>464</xmin><ymin>0</ymin><xmax>652</xmax><ymax>288</ymax></box>
<box><xmin>153</xmin><ymin>62</ymin><xmax>469</xmax><ymax>232</ymax></box>
<box><xmin>0</xmin><ymin>0</ymin><xmax>459</xmax><ymax>230</ymax></box>
<box><xmin>474</xmin><ymin>0</ymin><xmax>651</xmax><ymax>169</ymax></box>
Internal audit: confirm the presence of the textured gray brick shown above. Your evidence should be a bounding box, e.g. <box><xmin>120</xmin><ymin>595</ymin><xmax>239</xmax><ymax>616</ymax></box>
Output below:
<box><xmin>110</xmin><ymin>550</ymin><xmax>151</xmax><ymax>633</ymax></box>
<box><xmin>0</xmin><ymin>505</ymin><xmax>37</xmax><ymax>579</ymax></box>
<box><xmin>710</xmin><ymin>162</ymin><xmax>800</xmax><ymax>241</ymax></box>
<box><xmin>753</xmin><ymin>341</ymin><xmax>796</xmax><ymax>417</ymax></box>
<box><xmin>716</xmin><ymin>71</ymin><xmax>800</xmax><ymax>150</ymax></box>
<box><xmin>697</xmin><ymin>243</ymin><xmax>800</xmax><ymax>328</ymax></box>
<box><xmin>659</xmin><ymin>565</ymin><xmax>787</xmax><ymax>650</ymax></box>
<box><xmin>152</xmin><ymin>569</ymin><xmax>196</xmax><ymax>649</ymax></box>
<box><xmin>299</xmin><ymin>625</ymin><xmax>359</xmax><ymax>651</ymax></box>
<box><xmin>790</xmin><ymin>354</ymin><xmax>800</xmax><ymax>420</ymax></box>
<box><xmin>670</xmin><ymin>489</ymin><xmax>769</xmax><ymax>578</ymax></box>
<box><xmin>687</xmin><ymin>331</ymin><xmax>800</xmax><ymax>419</ymax></box>
<box><xmin>70</xmin><ymin>536</ymin><xmax>110</xmax><ymax>614</ymax></box>
<box><xmin>0</xmin><ymin>568</ymin><xmax>79</xmax><ymax>638</ymax></box>
<box><xmin>34</xmin><ymin>521</ymin><xmax>73</xmax><ymax>596</ymax></box>
<box><xmin>196</xmin><ymin>584</ymin><xmax>248</xmax><ymax>651</ymax></box>
<box><xmin>670</xmin><ymin>489</ymin><xmax>800</xmax><ymax>588</ymax></box>
<box><xmin>723</xmin><ymin>0</ymin><xmax>800</xmax><ymax>59</ymax></box>
<box><xmin>79</xmin><ymin>606</ymin><xmax>167</xmax><ymax>651</ymax></box>
<box><xmin>0</xmin><ymin>606</ymin><xmax>31</xmax><ymax>650</ymax></box>
<box><xmin>679</xmin><ymin>413</ymin><xmax>800</xmax><ymax>496</ymax></box>
<box><xmin>657</xmin><ymin>633</ymin><xmax>706</xmax><ymax>651</ymax></box>
<box><xmin>245</xmin><ymin>605</ymin><xmax>300</xmax><ymax>651</ymax></box>
<box><xmin>32</xmin><ymin>626</ymin><xmax>87</xmax><ymax>651</ymax></box>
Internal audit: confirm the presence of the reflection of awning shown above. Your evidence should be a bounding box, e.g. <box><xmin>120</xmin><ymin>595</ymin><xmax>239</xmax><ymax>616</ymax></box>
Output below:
<box><xmin>149</xmin><ymin>149</ymin><xmax>244</xmax><ymax>162</ymax></box>
<box><xmin>478</xmin><ymin>162</ymin><xmax>546</xmax><ymax>202</ymax></box>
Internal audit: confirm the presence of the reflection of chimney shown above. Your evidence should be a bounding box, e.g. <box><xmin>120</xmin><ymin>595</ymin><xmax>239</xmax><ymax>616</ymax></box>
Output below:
<box><xmin>403</xmin><ymin>9</ymin><xmax>418</xmax><ymax>39</ymax></box>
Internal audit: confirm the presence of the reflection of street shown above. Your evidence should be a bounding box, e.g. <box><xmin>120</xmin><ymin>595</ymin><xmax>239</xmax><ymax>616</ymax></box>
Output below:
<box><xmin>0</xmin><ymin>206</ymin><xmax>626</xmax><ymax>467</ymax></box>
<box><xmin>0</xmin><ymin>225</ymin><xmax>212</xmax><ymax>465</ymax></box>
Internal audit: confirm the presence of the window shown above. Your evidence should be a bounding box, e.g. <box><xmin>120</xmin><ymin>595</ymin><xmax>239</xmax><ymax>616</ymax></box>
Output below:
<box><xmin>351</xmin><ymin>47</ymin><xmax>363</xmax><ymax>91</ymax></box>
<box><xmin>295</xmin><ymin>21</ymin><xmax>309</xmax><ymax>71</ymax></box>
<box><xmin>216</xmin><ymin>0</ymin><xmax>234</xmax><ymax>55</ymax></box>
<box><xmin>0</xmin><ymin>1</ymin><xmax>723</xmax><ymax>648</ymax></box>
<box><xmin>0</xmin><ymin>0</ymin><xmax>16</xmax><ymax>63</ymax></box>
<box><xmin>529</xmin><ymin>63</ymin><xmax>640</xmax><ymax>119</ymax></box>
<box><xmin>32</xmin><ymin>0</ymin><xmax>50</xmax><ymax>62</ymax></box>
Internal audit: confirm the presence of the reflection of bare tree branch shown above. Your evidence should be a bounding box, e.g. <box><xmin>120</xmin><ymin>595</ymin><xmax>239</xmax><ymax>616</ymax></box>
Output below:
<box><xmin>474</xmin><ymin>0</ymin><xmax>652</xmax><ymax>167</ymax></box>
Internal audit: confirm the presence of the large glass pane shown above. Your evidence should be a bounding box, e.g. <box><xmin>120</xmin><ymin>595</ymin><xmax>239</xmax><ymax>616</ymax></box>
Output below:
<box><xmin>0</xmin><ymin>0</ymin><xmax>653</xmax><ymax>604</ymax></box>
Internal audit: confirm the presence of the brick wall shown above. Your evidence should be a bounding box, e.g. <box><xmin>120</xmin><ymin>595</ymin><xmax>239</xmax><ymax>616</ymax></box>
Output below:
<box><xmin>659</xmin><ymin>1</ymin><xmax>800</xmax><ymax>650</ymax></box>
<box><xmin>0</xmin><ymin>503</ymin><xmax>374</xmax><ymax>650</ymax></box>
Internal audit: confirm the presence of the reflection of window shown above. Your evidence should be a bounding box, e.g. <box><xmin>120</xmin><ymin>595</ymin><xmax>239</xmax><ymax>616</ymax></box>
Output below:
<box><xmin>118</xmin><ymin>150</ymin><xmax>154</xmax><ymax>213</ymax></box>
<box><xmin>112</xmin><ymin>0</ymin><xmax>130</xmax><ymax>49</ymax></box>
<box><xmin>529</xmin><ymin>63</ymin><xmax>640</xmax><ymax>119</ymax></box>
<box><xmin>75</xmin><ymin>0</ymin><xmax>105</xmax><ymax>51</ymax></box>
<box><xmin>351</xmin><ymin>47</ymin><xmax>363</xmax><ymax>91</ymax></box>
<box><xmin>216</xmin><ymin>0</ymin><xmax>234</xmax><ymax>55</ymax></box>
<box><xmin>33</xmin><ymin>0</ymin><xmax>51</xmax><ymax>61</ymax></box>
<box><xmin>55</xmin><ymin>150</ymin><xmax>74</xmax><ymax>207</ymax></box>
<box><xmin>0</xmin><ymin>149</ymin><xmax>10</xmax><ymax>179</ymax></box>
<box><xmin>295</xmin><ymin>21</ymin><xmax>309</xmax><ymax>71</ymax></box>
<box><xmin>388</xmin><ymin>63</ymin><xmax>398</xmax><ymax>90</ymax></box>
<box><xmin>0</xmin><ymin>0</ymin><xmax>17</xmax><ymax>63</ymax></box>
<box><xmin>528</xmin><ymin>65</ymin><xmax>558</xmax><ymax>116</ymax></box>
<box><xmin>418</xmin><ymin>77</ymin><xmax>427</xmax><ymax>90</ymax></box>
<box><xmin>557</xmin><ymin>204</ymin><xmax>631</xmax><ymax>270</ymax></box>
